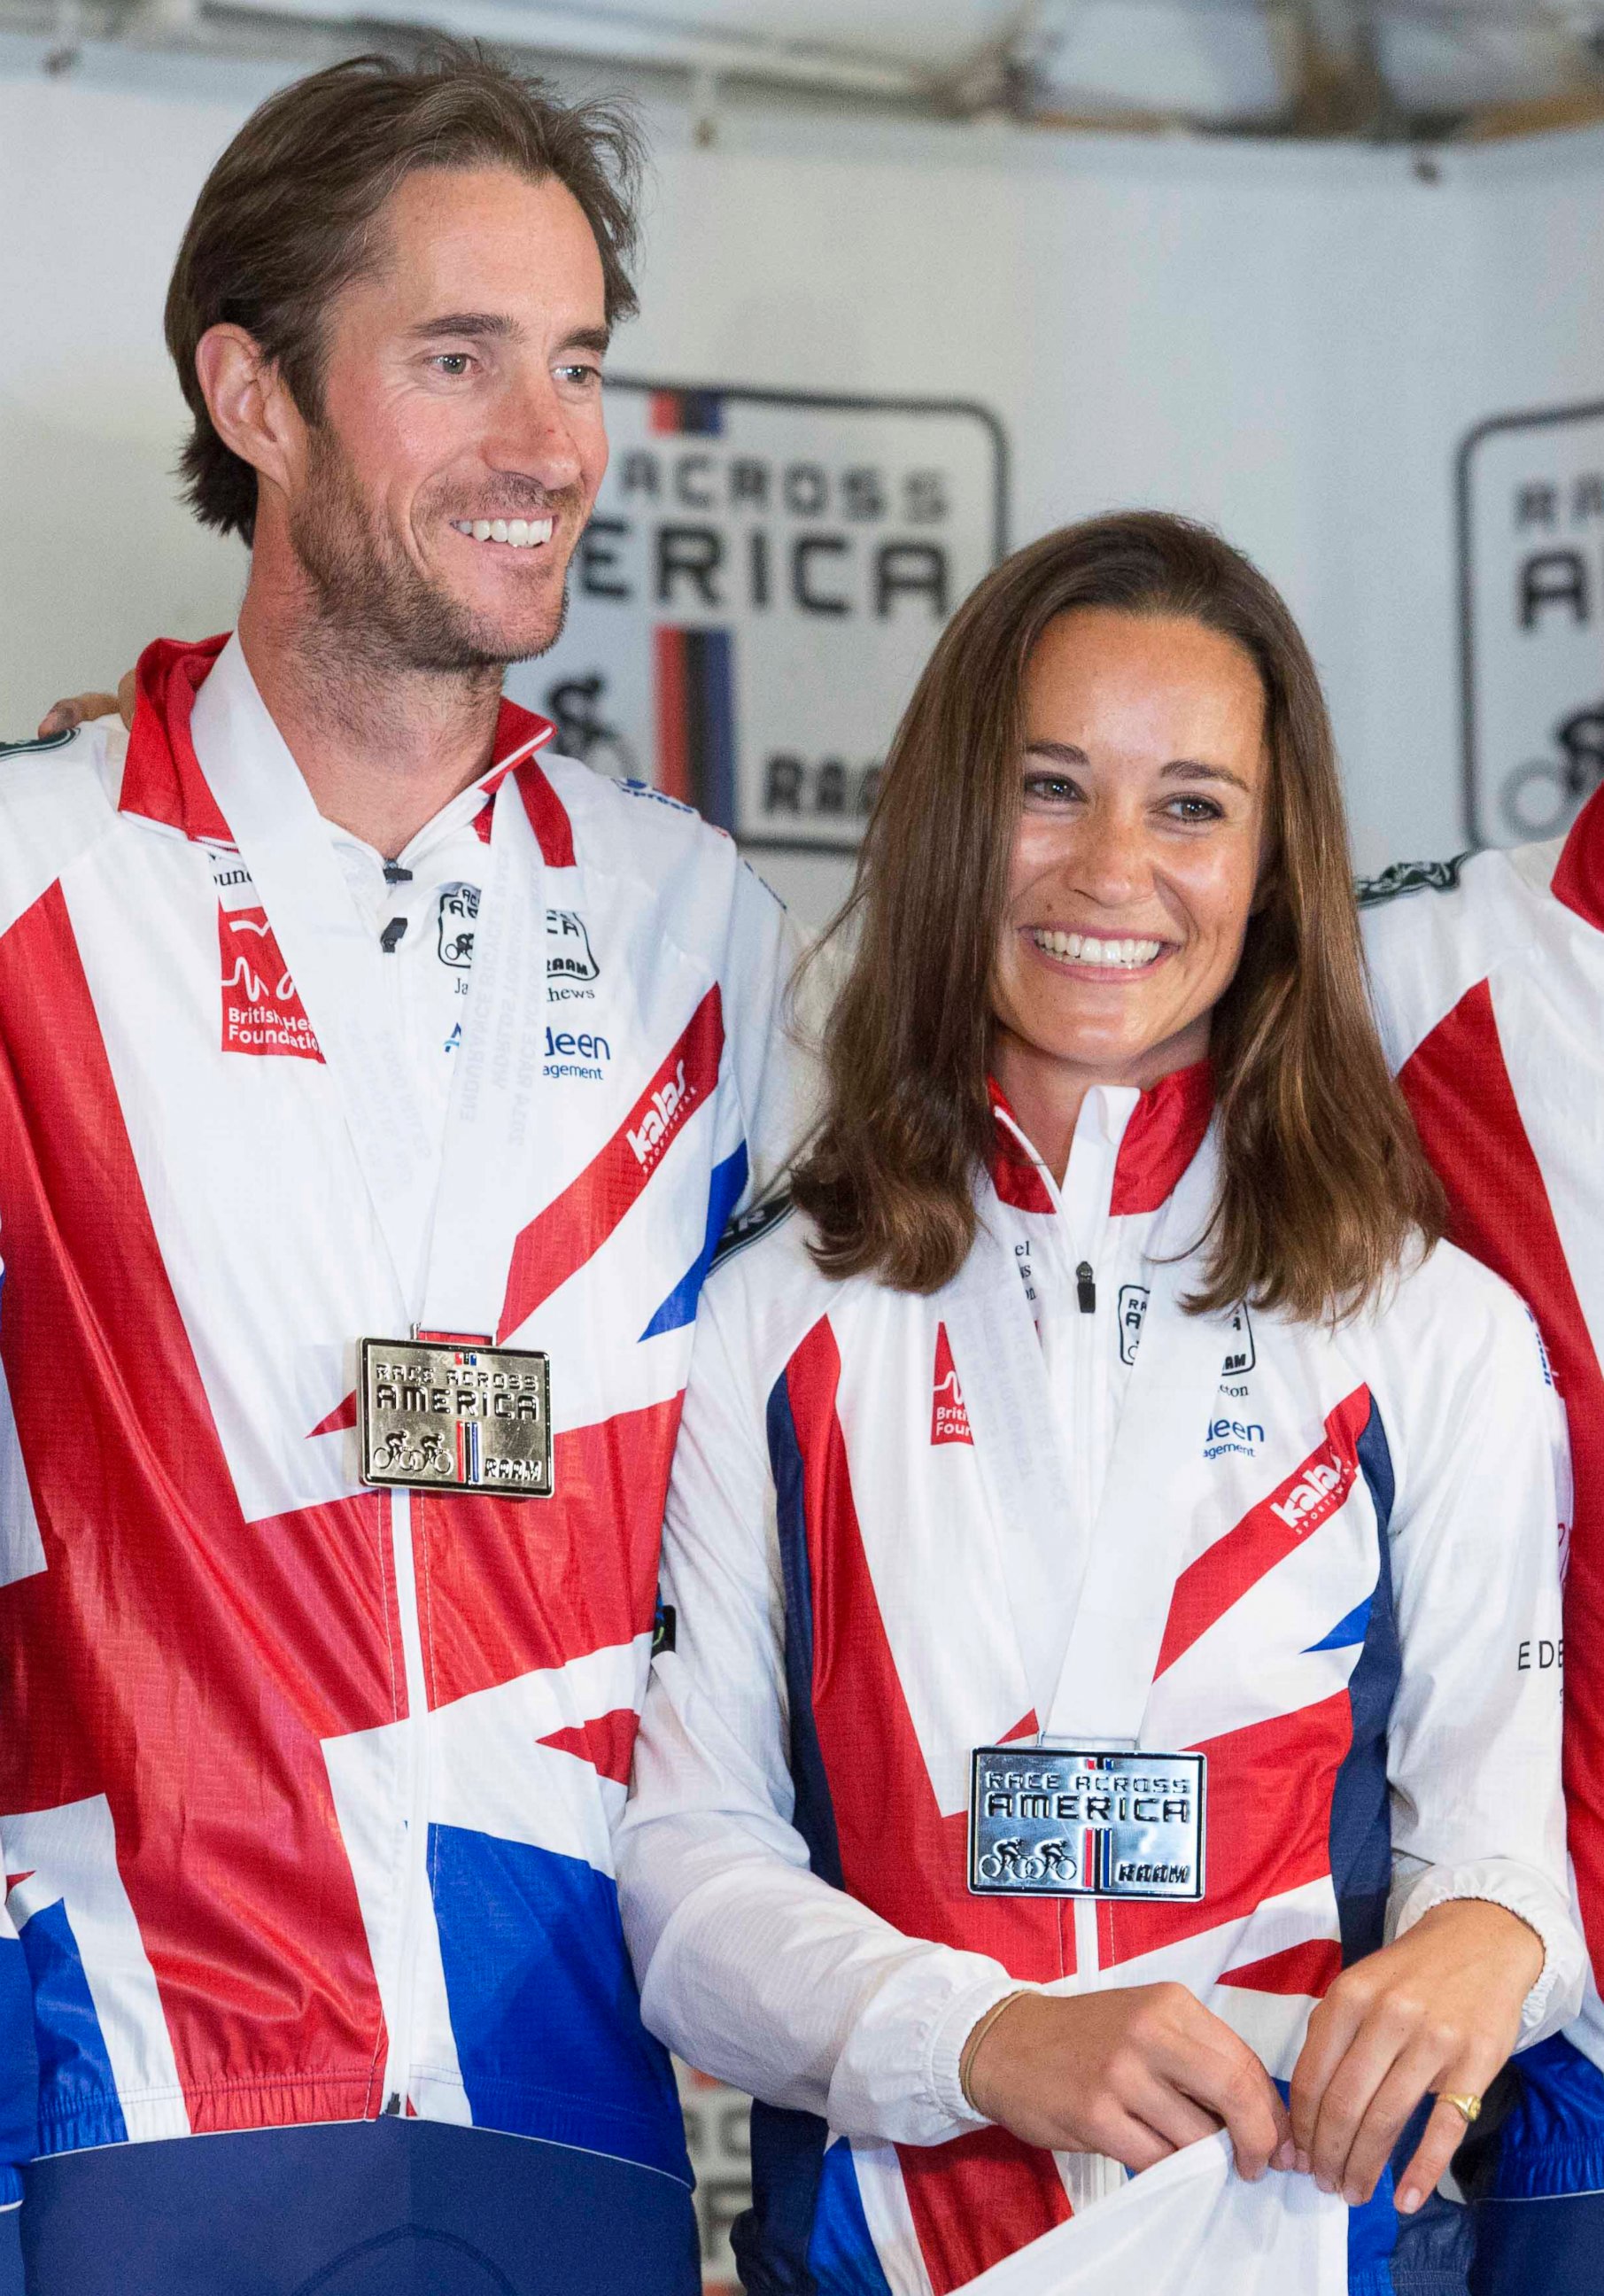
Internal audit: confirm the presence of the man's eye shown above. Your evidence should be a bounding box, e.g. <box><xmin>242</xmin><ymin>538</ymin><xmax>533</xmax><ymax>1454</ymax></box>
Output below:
<box><xmin>432</xmin><ymin>353</ymin><xmax>473</xmax><ymax>377</ymax></box>
<box><xmin>556</xmin><ymin>362</ymin><xmax>602</xmax><ymax>387</ymax></box>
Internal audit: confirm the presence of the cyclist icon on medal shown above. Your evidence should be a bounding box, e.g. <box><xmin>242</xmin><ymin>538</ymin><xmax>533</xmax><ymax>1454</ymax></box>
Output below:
<box><xmin>976</xmin><ymin>1836</ymin><xmax>1079</xmax><ymax>1887</ymax></box>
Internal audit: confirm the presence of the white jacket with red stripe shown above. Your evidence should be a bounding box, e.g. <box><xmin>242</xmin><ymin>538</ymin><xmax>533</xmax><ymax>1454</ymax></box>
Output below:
<box><xmin>617</xmin><ymin>1074</ymin><xmax>1581</xmax><ymax>2295</ymax></box>
<box><xmin>1361</xmin><ymin>795</ymin><xmax>1604</xmax><ymax>2071</ymax></box>
<box><xmin>0</xmin><ymin>632</ymin><xmax>801</xmax><ymax>2194</ymax></box>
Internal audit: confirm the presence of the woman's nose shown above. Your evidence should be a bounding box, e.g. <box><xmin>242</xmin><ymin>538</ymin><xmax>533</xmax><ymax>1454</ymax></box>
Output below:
<box><xmin>1070</xmin><ymin>804</ymin><xmax>1151</xmax><ymax>905</ymax></box>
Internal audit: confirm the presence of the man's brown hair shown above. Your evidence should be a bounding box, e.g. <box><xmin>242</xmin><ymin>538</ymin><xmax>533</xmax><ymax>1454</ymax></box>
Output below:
<box><xmin>165</xmin><ymin>42</ymin><xmax>643</xmax><ymax>545</ymax></box>
<box><xmin>794</xmin><ymin>509</ymin><xmax>1445</xmax><ymax>1321</ymax></box>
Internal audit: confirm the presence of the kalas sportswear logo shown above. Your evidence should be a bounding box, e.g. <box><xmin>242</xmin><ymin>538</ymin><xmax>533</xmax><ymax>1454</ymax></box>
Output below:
<box><xmin>1268</xmin><ymin>1440</ymin><xmax>1355</xmax><ymax>1535</ymax></box>
<box><xmin>931</xmin><ymin>1322</ymin><xmax>973</xmax><ymax>1447</ymax></box>
<box><xmin>628</xmin><ymin>1059</ymin><xmax>693</xmax><ymax>1167</ymax></box>
<box><xmin>218</xmin><ymin>905</ymin><xmax>322</xmax><ymax>1063</ymax></box>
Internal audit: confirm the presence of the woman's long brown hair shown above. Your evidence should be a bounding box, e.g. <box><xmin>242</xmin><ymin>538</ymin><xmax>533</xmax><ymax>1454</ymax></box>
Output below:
<box><xmin>793</xmin><ymin>510</ymin><xmax>1444</xmax><ymax>1320</ymax></box>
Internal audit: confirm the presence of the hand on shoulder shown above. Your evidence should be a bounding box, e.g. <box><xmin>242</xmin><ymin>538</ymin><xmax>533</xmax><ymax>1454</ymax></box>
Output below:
<box><xmin>36</xmin><ymin>670</ymin><xmax>136</xmax><ymax>739</ymax></box>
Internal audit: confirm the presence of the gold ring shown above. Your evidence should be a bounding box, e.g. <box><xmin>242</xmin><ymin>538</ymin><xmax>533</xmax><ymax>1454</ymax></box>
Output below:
<box><xmin>1437</xmin><ymin>2091</ymin><xmax>1483</xmax><ymax>2125</ymax></box>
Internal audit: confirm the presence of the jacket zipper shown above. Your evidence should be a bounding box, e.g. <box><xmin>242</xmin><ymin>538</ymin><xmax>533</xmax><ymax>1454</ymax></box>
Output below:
<box><xmin>1071</xmin><ymin>1253</ymin><xmax>1102</xmax><ymax>1993</ymax></box>
<box><xmin>376</xmin><ymin>898</ymin><xmax>430</xmax><ymax>2117</ymax></box>
<box><xmin>380</xmin><ymin>1486</ymin><xmax>432</xmax><ymax>2115</ymax></box>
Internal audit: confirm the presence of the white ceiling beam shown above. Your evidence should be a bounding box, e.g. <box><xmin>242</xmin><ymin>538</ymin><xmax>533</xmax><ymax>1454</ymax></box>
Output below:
<box><xmin>229</xmin><ymin>0</ymin><xmax>926</xmax><ymax>92</ymax></box>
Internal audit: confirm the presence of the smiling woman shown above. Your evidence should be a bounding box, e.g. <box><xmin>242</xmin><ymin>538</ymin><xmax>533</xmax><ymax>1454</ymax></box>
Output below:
<box><xmin>796</xmin><ymin>511</ymin><xmax>1445</xmax><ymax>1314</ymax></box>
<box><xmin>615</xmin><ymin>508</ymin><xmax>1583</xmax><ymax>2296</ymax></box>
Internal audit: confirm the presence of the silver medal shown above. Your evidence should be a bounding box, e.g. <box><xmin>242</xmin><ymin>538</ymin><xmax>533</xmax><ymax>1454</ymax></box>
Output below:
<box><xmin>359</xmin><ymin>1337</ymin><xmax>553</xmax><ymax>1496</ymax></box>
<box><xmin>969</xmin><ymin>1746</ymin><xmax>1205</xmax><ymax>1899</ymax></box>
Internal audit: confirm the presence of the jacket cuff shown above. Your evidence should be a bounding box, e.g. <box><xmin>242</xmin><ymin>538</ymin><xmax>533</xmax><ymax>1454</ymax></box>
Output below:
<box><xmin>1391</xmin><ymin>1859</ymin><xmax>1586</xmax><ymax>2044</ymax></box>
<box><xmin>926</xmin><ymin>1974</ymin><xmax>1037</xmax><ymax>2129</ymax></box>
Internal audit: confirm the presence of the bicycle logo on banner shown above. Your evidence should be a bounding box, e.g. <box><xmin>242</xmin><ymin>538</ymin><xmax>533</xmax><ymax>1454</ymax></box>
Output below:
<box><xmin>1500</xmin><ymin>696</ymin><xmax>1604</xmax><ymax>839</ymax></box>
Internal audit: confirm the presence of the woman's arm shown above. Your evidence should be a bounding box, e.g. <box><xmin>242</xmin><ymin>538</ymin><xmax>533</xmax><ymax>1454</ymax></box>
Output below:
<box><xmin>616</xmin><ymin>1281</ymin><xmax>1023</xmax><ymax>2145</ymax></box>
<box><xmin>617</xmin><ymin>1274</ymin><xmax>1288</xmax><ymax>2174</ymax></box>
<box><xmin>1288</xmin><ymin>1261</ymin><xmax>1585</xmax><ymax>2212</ymax></box>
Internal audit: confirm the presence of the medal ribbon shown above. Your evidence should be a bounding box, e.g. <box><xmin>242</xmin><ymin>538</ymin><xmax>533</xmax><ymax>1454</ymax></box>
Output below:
<box><xmin>190</xmin><ymin>636</ymin><xmax>548</xmax><ymax>1342</ymax></box>
<box><xmin>942</xmin><ymin>1145</ymin><xmax>1227</xmax><ymax>1746</ymax></box>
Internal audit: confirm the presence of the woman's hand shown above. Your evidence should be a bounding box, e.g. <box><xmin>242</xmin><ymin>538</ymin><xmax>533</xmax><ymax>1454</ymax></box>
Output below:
<box><xmin>36</xmin><ymin>671</ymin><xmax>135</xmax><ymax>738</ymax></box>
<box><xmin>965</xmin><ymin>1983</ymin><xmax>1292</xmax><ymax>2180</ymax></box>
<box><xmin>1289</xmin><ymin>1900</ymin><xmax>1544</xmax><ymax>2215</ymax></box>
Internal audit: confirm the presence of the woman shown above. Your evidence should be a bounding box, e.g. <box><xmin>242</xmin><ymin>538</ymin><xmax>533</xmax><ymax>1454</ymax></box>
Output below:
<box><xmin>616</xmin><ymin>513</ymin><xmax>1583</xmax><ymax>2296</ymax></box>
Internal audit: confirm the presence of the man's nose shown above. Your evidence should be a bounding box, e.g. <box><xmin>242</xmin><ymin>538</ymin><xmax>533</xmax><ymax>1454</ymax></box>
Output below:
<box><xmin>486</xmin><ymin>374</ymin><xmax>585</xmax><ymax>494</ymax></box>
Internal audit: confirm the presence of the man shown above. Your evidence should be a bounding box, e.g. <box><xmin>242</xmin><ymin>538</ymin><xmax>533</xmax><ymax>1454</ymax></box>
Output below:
<box><xmin>0</xmin><ymin>44</ymin><xmax>799</xmax><ymax>2296</ymax></box>
<box><xmin>1360</xmin><ymin>813</ymin><xmax>1604</xmax><ymax>2296</ymax></box>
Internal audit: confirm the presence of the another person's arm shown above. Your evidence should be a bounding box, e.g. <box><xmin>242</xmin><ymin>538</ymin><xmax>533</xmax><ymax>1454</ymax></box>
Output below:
<box><xmin>36</xmin><ymin>675</ymin><xmax>130</xmax><ymax>737</ymax></box>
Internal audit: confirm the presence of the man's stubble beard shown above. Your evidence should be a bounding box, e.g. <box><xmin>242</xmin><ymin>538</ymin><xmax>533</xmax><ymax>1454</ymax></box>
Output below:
<box><xmin>288</xmin><ymin>425</ymin><xmax>574</xmax><ymax>680</ymax></box>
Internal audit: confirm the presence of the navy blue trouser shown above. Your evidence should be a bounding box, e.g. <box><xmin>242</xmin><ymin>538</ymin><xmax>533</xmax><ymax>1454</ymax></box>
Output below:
<box><xmin>1461</xmin><ymin>2034</ymin><xmax>1604</xmax><ymax>2296</ymax></box>
<box><xmin>5</xmin><ymin>2119</ymin><xmax>701</xmax><ymax>2296</ymax></box>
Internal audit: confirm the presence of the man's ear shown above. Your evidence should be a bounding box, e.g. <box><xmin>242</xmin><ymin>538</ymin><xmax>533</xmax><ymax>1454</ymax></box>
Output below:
<box><xmin>193</xmin><ymin>324</ymin><xmax>305</xmax><ymax>498</ymax></box>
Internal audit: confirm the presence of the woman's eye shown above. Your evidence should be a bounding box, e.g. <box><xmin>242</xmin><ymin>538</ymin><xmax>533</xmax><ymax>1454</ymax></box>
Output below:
<box><xmin>1024</xmin><ymin>773</ymin><xmax>1081</xmax><ymax>804</ymax></box>
<box><xmin>1167</xmin><ymin>795</ymin><xmax>1224</xmax><ymax>823</ymax></box>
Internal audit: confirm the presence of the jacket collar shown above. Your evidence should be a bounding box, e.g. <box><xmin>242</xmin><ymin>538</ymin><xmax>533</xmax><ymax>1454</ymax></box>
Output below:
<box><xmin>116</xmin><ymin>632</ymin><xmax>555</xmax><ymax>849</ymax></box>
<box><xmin>988</xmin><ymin>1059</ymin><xmax>1214</xmax><ymax>1219</ymax></box>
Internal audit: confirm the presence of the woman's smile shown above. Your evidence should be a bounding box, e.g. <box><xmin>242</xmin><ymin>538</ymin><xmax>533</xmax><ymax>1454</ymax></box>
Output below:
<box><xmin>1022</xmin><ymin>924</ymin><xmax>1172</xmax><ymax>975</ymax></box>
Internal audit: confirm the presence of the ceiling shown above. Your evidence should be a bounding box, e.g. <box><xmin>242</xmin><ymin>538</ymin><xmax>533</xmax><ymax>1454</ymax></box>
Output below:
<box><xmin>7</xmin><ymin>0</ymin><xmax>1604</xmax><ymax>141</ymax></box>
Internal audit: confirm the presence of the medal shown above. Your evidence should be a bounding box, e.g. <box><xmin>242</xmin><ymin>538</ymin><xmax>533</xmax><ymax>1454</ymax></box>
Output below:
<box><xmin>969</xmin><ymin>1746</ymin><xmax>1205</xmax><ymax>1900</ymax></box>
<box><xmin>359</xmin><ymin>1336</ymin><xmax>552</xmax><ymax>1496</ymax></box>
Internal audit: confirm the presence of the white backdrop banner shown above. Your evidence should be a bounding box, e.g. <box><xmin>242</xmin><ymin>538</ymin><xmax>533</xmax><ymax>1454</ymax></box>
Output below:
<box><xmin>507</xmin><ymin>380</ymin><xmax>1006</xmax><ymax>855</ymax></box>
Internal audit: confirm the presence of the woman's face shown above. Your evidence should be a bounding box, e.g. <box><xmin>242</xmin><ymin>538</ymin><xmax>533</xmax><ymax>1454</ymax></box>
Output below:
<box><xmin>992</xmin><ymin>608</ymin><xmax>1269</xmax><ymax>1098</ymax></box>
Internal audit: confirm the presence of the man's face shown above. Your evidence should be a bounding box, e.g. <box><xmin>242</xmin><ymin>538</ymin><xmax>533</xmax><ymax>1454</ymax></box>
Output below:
<box><xmin>284</xmin><ymin>165</ymin><xmax>611</xmax><ymax>673</ymax></box>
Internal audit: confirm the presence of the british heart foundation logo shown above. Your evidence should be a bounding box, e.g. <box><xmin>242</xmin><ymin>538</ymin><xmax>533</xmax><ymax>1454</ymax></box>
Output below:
<box><xmin>218</xmin><ymin>904</ymin><xmax>322</xmax><ymax>1062</ymax></box>
<box><xmin>931</xmin><ymin>1322</ymin><xmax>973</xmax><ymax>1447</ymax></box>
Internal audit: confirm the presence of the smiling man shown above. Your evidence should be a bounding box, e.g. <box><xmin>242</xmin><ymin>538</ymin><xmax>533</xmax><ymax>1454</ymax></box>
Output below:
<box><xmin>0</xmin><ymin>47</ymin><xmax>800</xmax><ymax>2296</ymax></box>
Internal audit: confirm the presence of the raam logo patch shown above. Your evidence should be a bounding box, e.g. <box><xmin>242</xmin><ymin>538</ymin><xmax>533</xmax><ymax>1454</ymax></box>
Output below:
<box><xmin>438</xmin><ymin>883</ymin><xmax>479</xmax><ymax>969</ymax></box>
<box><xmin>547</xmin><ymin>907</ymin><xmax>599</xmax><ymax>983</ymax></box>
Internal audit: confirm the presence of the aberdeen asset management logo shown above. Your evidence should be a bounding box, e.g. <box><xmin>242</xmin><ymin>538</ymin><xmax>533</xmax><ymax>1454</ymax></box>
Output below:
<box><xmin>931</xmin><ymin>1322</ymin><xmax>973</xmax><ymax>1446</ymax></box>
<box><xmin>219</xmin><ymin>905</ymin><xmax>322</xmax><ymax>1062</ymax></box>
